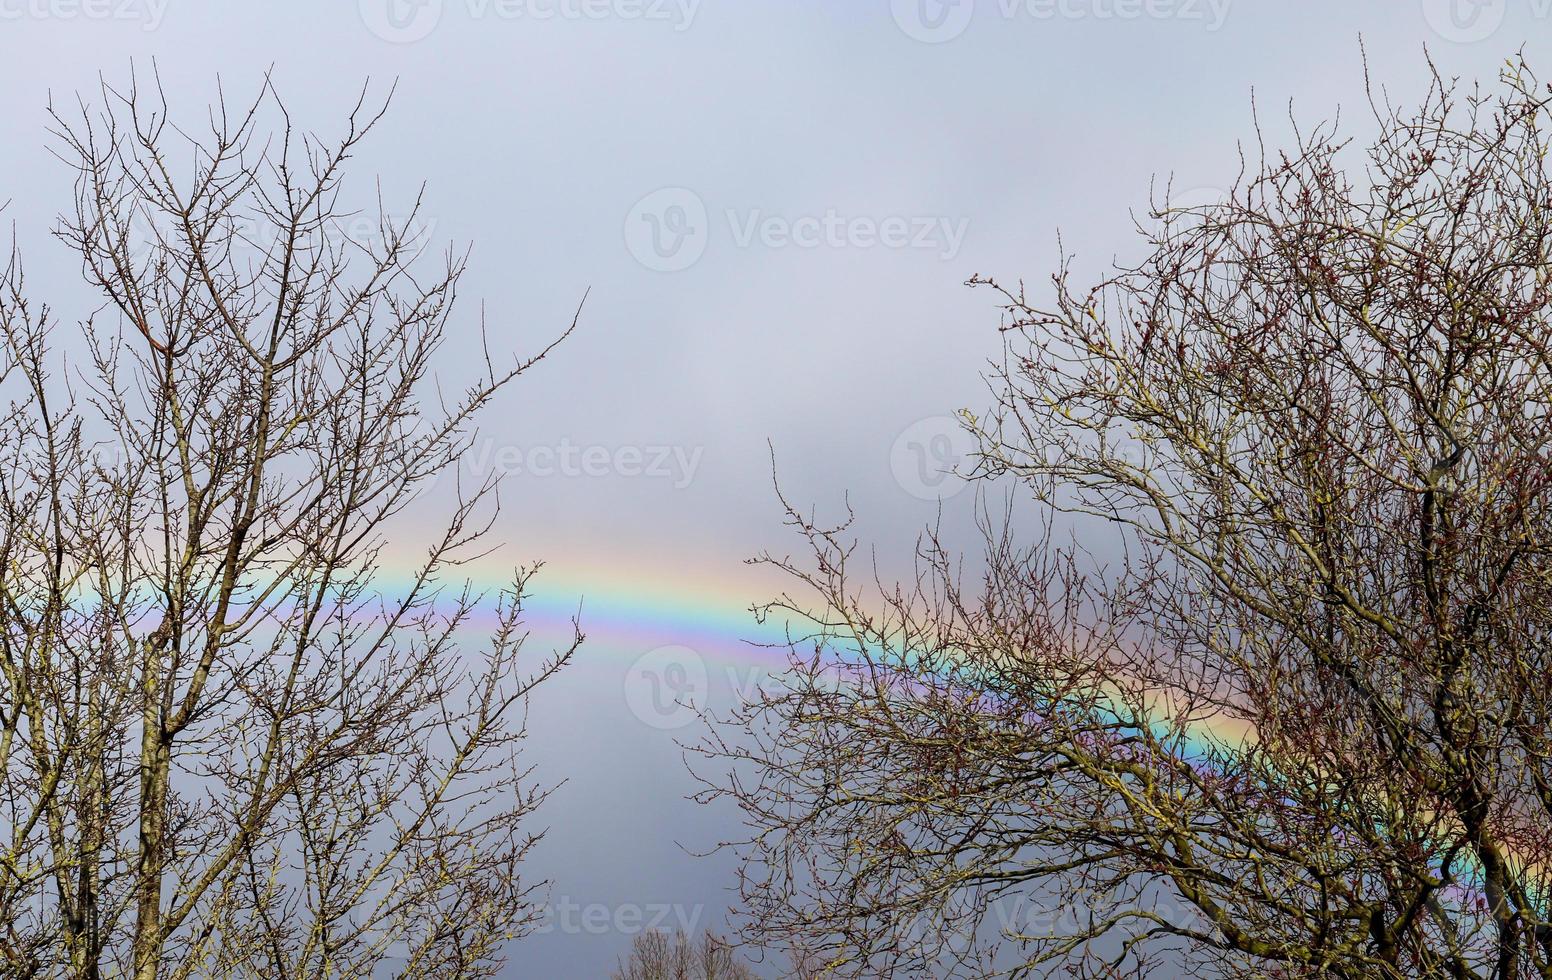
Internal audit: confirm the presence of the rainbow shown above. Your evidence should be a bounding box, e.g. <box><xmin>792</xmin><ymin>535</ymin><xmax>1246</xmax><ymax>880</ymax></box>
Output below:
<box><xmin>362</xmin><ymin>540</ymin><xmax>1540</xmax><ymax>923</ymax></box>
<box><xmin>362</xmin><ymin>543</ymin><xmax>793</xmax><ymax>670</ymax></box>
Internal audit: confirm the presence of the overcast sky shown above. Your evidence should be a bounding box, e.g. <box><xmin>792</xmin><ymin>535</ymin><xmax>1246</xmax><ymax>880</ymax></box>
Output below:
<box><xmin>0</xmin><ymin>1</ymin><xmax>1543</xmax><ymax>974</ymax></box>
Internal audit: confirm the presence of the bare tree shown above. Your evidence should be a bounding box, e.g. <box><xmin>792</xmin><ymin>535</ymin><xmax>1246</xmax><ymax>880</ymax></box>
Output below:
<box><xmin>0</xmin><ymin>71</ymin><xmax>581</xmax><ymax>979</ymax></box>
<box><xmin>612</xmin><ymin>930</ymin><xmax>756</xmax><ymax>980</ymax></box>
<box><xmin>697</xmin><ymin>55</ymin><xmax>1552</xmax><ymax>978</ymax></box>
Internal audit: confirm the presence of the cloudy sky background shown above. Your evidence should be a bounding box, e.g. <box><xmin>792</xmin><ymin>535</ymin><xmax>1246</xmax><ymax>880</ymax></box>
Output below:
<box><xmin>0</xmin><ymin>1</ymin><xmax>1543</xmax><ymax>974</ymax></box>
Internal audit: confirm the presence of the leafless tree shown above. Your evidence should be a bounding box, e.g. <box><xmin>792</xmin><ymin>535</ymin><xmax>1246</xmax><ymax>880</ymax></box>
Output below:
<box><xmin>612</xmin><ymin>929</ymin><xmax>756</xmax><ymax>980</ymax></box>
<box><xmin>697</xmin><ymin>55</ymin><xmax>1552</xmax><ymax>978</ymax></box>
<box><xmin>0</xmin><ymin>71</ymin><xmax>581</xmax><ymax>979</ymax></box>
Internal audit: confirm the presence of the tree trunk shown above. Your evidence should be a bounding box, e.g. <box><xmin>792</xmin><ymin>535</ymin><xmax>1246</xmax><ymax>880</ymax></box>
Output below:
<box><xmin>133</xmin><ymin>666</ymin><xmax>168</xmax><ymax>980</ymax></box>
